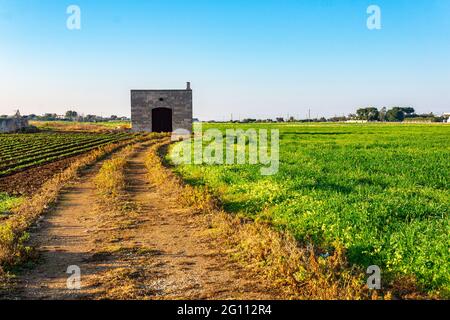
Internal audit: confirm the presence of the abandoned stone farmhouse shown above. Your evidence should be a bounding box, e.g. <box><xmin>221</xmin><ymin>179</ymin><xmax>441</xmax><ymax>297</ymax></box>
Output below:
<box><xmin>0</xmin><ymin>111</ymin><xmax>29</xmax><ymax>133</ymax></box>
<box><xmin>131</xmin><ymin>82</ymin><xmax>193</xmax><ymax>133</ymax></box>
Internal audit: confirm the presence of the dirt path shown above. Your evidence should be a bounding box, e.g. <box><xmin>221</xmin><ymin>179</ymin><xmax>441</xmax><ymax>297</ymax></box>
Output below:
<box><xmin>17</xmin><ymin>142</ymin><xmax>280</xmax><ymax>300</ymax></box>
<box><xmin>18</xmin><ymin>157</ymin><xmax>111</xmax><ymax>299</ymax></box>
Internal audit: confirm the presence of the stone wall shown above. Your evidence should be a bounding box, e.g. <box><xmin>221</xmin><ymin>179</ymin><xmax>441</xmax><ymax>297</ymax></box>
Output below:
<box><xmin>131</xmin><ymin>84</ymin><xmax>193</xmax><ymax>133</ymax></box>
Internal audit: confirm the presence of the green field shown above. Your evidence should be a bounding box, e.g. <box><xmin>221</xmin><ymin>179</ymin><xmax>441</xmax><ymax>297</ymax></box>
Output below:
<box><xmin>171</xmin><ymin>123</ymin><xmax>450</xmax><ymax>295</ymax></box>
<box><xmin>0</xmin><ymin>132</ymin><xmax>133</xmax><ymax>176</ymax></box>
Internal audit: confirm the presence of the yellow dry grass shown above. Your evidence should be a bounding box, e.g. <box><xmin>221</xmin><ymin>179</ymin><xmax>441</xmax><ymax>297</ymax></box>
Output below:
<box><xmin>30</xmin><ymin>121</ymin><xmax>131</xmax><ymax>133</ymax></box>
<box><xmin>94</xmin><ymin>145</ymin><xmax>134</xmax><ymax>198</ymax></box>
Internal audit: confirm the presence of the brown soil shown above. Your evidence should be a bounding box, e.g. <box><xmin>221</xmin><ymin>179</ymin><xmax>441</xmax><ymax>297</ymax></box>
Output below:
<box><xmin>16</xmin><ymin>142</ymin><xmax>281</xmax><ymax>300</ymax></box>
<box><xmin>0</xmin><ymin>155</ymin><xmax>84</xmax><ymax>196</ymax></box>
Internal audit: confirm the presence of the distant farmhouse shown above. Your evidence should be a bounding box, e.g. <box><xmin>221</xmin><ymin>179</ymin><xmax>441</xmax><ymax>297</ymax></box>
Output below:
<box><xmin>131</xmin><ymin>82</ymin><xmax>193</xmax><ymax>133</ymax></box>
<box><xmin>0</xmin><ymin>111</ymin><xmax>29</xmax><ymax>133</ymax></box>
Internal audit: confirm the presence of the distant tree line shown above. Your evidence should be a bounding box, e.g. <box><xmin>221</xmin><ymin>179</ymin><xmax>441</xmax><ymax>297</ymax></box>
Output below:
<box><xmin>213</xmin><ymin>107</ymin><xmax>446</xmax><ymax>124</ymax></box>
<box><xmin>355</xmin><ymin>106</ymin><xmax>445</xmax><ymax>122</ymax></box>
<box><xmin>6</xmin><ymin>107</ymin><xmax>447</xmax><ymax>124</ymax></box>
<box><xmin>24</xmin><ymin>110</ymin><xmax>130</xmax><ymax>122</ymax></box>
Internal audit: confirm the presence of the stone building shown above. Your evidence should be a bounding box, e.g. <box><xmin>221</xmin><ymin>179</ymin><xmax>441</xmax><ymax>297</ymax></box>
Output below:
<box><xmin>0</xmin><ymin>111</ymin><xmax>29</xmax><ymax>133</ymax></box>
<box><xmin>131</xmin><ymin>82</ymin><xmax>193</xmax><ymax>133</ymax></box>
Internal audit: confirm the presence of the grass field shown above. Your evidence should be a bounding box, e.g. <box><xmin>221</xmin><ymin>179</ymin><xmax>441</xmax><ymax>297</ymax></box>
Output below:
<box><xmin>0</xmin><ymin>132</ymin><xmax>133</xmax><ymax>177</ymax></box>
<box><xmin>171</xmin><ymin>123</ymin><xmax>450</xmax><ymax>296</ymax></box>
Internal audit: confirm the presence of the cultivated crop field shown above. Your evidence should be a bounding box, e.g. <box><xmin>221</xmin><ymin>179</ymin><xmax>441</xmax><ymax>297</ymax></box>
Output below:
<box><xmin>0</xmin><ymin>132</ymin><xmax>133</xmax><ymax>177</ymax></box>
<box><xmin>171</xmin><ymin>123</ymin><xmax>450</xmax><ymax>296</ymax></box>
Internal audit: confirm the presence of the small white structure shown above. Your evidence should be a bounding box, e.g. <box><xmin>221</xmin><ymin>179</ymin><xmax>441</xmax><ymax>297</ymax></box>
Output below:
<box><xmin>443</xmin><ymin>113</ymin><xmax>450</xmax><ymax>123</ymax></box>
<box><xmin>346</xmin><ymin>120</ymin><xmax>368</xmax><ymax>123</ymax></box>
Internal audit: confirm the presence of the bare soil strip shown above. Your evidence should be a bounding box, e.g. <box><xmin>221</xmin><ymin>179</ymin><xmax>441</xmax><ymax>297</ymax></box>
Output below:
<box><xmin>0</xmin><ymin>155</ymin><xmax>84</xmax><ymax>196</ymax></box>
<box><xmin>17</xmin><ymin>142</ymin><xmax>280</xmax><ymax>300</ymax></box>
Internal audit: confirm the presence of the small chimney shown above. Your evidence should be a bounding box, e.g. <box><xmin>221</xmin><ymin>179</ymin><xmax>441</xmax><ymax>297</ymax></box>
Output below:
<box><xmin>186</xmin><ymin>82</ymin><xmax>191</xmax><ymax>90</ymax></box>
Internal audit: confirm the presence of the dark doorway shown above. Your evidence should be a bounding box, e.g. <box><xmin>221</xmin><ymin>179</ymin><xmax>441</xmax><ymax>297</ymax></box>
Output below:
<box><xmin>152</xmin><ymin>107</ymin><xmax>173</xmax><ymax>132</ymax></box>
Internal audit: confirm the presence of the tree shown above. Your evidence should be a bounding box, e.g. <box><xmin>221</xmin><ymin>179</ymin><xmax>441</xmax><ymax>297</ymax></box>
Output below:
<box><xmin>401</xmin><ymin>107</ymin><xmax>415</xmax><ymax>117</ymax></box>
<box><xmin>357</xmin><ymin>107</ymin><xmax>379</xmax><ymax>121</ymax></box>
<box><xmin>367</xmin><ymin>108</ymin><xmax>379</xmax><ymax>121</ymax></box>
<box><xmin>84</xmin><ymin>114</ymin><xmax>97</xmax><ymax>122</ymax></box>
<box><xmin>356</xmin><ymin>108</ymin><xmax>366</xmax><ymax>119</ymax></box>
<box><xmin>386</xmin><ymin>107</ymin><xmax>405</xmax><ymax>122</ymax></box>
<box><xmin>42</xmin><ymin>113</ymin><xmax>58</xmax><ymax>121</ymax></box>
<box><xmin>65</xmin><ymin>110</ymin><xmax>78</xmax><ymax>119</ymax></box>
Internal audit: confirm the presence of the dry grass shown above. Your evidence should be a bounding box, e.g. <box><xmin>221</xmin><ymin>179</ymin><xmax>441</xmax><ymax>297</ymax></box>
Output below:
<box><xmin>93</xmin><ymin>143</ymin><xmax>142</xmax><ymax>233</ymax></box>
<box><xmin>30</xmin><ymin>121</ymin><xmax>131</xmax><ymax>133</ymax></box>
<box><xmin>214</xmin><ymin>213</ymin><xmax>370</xmax><ymax>299</ymax></box>
<box><xmin>81</xmin><ymin>245</ymin><xmax>162</xmax><ymax>300</ymax></box>
<box><xmin>88</xmin><ymin>267</ymin><xmax>147</xmax><ymax>300</ymax></box>
<box><xmin>145</xmin><ymin>139</ymin><xmax>217</xmax><ymax>213</ymax></box>
<box><xmin>144</xmin><ymin>139</ymin><xmax>385</xmax><ymax>300</ymax></box>
<box><xmin>94</xmin><ymin>145</ymin><xmax>134</xmax><ymax>198</ymax></box>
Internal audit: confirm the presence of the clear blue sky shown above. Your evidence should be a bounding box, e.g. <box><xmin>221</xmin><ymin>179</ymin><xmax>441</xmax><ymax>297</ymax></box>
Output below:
<box><xmin>1</xmin><ymin>0</ymin><xmax>449</xmax><ymax>120</ymax></box>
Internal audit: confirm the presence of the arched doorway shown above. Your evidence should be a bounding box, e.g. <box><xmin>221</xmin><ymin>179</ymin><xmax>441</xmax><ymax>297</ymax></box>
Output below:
<box><xmin>152</xmin><ymin>107</ymin><xmax>173</xmax><ymax>132</ymax></box>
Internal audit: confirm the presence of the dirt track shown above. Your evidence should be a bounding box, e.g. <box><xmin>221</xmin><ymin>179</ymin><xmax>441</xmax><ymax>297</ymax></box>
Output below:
<box><xmin>17</xmin><ymin>142</ymin><xmax>280</xmax><ymax>300</ymax></box>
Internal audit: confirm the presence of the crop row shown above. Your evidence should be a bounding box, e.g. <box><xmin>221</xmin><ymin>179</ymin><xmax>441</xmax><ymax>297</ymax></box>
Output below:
<box><xmin>0</xmin><ymin>136</ymin><xmax>105</xmax><ymax>162</ymax></box>
<box><xmin>0</xmin><ymin>133</ymin><xmax>134</xmax><ymax>176</ymax></box>
<box><xmin>0</xmin><ymin>136</ymin><xmax>120</xmax><ymax>165</ymax></box>
<box><xmin>0</xmin><ymin>133</ymin><xmax>130</xmax><ymax>155</ymax></box>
